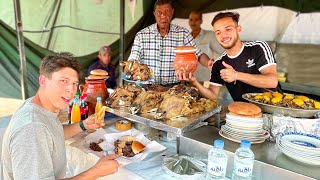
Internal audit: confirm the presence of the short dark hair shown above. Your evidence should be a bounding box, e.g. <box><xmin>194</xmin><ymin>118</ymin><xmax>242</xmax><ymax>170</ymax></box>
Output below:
<box><xmin>154</xmin><ymin>0</ymin><xmax>173</xmax><ymax>10</ymax></box>
<box><xmin>40</xmin><ymin>52</ymin><xmax>82</xmax><ymax>79</ymax></box>
<box><xmin>190</xmin><ymin>10</ymin><xmax>203</xmax><ymax>20</ymax></box>
<box><xmin>211</xmin><ymin>12</ymin><xmax>240</xmax><ymax>26</ymax></box>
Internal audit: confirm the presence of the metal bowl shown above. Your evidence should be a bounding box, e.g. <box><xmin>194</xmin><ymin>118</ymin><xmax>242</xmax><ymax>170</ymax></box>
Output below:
<box><xmin>242</xmin><ymin>93</ymin><xmax>320</xmax><ymax>118</ymax></box>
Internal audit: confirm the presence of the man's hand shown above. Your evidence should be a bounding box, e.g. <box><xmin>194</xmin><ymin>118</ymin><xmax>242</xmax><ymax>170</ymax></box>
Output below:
<box><xmin>176</xmin><ymin>72</ymin><xmax>197</xmax><ymax>84</ymax></box>
<box><xmin>83</xmin><ymin>114</ymin><xmax>105</xmax><ymax>130</ymax></box>
<box><xmin>220</xmin><ymin>61</ymin><xmax>238</xmax><ymax>83</ymax></box>
<box><xmin>208</xmin><ymin>58</ymin><xmax>214</xmax><ymax>69</ymax></box>
<box><xmin>91</xmin><ymin>155</ymin><xmax>119</xmax><ymax>178</ymax></box>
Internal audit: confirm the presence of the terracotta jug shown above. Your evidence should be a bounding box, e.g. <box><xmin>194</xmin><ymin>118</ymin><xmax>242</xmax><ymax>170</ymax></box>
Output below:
<box><xmin>79</xmin><ymin>79</ymin><xmax>109</xmax><ymax>116</ymax></box>
<box><xmin>174</xmin><ymin>46</ymin><xmax>198</xmax><ymax>74</ymax></box>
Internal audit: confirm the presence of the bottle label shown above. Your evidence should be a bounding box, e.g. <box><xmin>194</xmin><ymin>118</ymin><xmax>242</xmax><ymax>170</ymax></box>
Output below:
<box><xmin>207</xmin><ymin>161</ymin><xmax>227</xmax><ymax>177</ymax></box>
<box><xmin>234</xmin><ymin>162</ymin><xmax>253</xmax><ymax>177</ymax></box>
<box><xmin>80</xmin><ymin>108</ymin><xmax>87</xmax><ymax>115</ymax></box>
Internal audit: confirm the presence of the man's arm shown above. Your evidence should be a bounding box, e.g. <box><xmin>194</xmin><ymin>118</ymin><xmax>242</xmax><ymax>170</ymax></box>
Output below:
<box><xmin>237</xmin><ymin>65</ymin><xmax>278</xmax><ymax>88</ymax></box>
<box><xmin>62</xmin><ymin>155</ymin><xmax>119</xmax><ymax>180</ymax></box>
<box><xmin>63</xmin><ymin>115</ymin><xmax>104</xmax><ymax>139</ymax></box>
<box><xmin>178</xmin><ymin>74</ymin><xmax>220</xmax><ymax>101</ymax></box>
<box><xmin>63</xmin><ymin>123</ymin><xmax>83</xmax><ymax>139</ymax></box>
<box><xmin>220</xmin><ymin>61</ymin><xmax>278</xmax><ymax>88</ymax></box>
<box><xmin>198</xmin><ymin>53</ymin><xmax>211</xmax><ymax>68</ymax></box>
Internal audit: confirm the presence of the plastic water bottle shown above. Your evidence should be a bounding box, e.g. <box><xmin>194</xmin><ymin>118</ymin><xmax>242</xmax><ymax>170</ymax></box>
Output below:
<box><xmin>232</xmin><ymin>140</ymin><xmax>255</xmax><ymax>180</ymax></box>
<box><xmin>206</xmin><ymin>139</ymin><xmax>228</xmax><ymax>180</ymax></box>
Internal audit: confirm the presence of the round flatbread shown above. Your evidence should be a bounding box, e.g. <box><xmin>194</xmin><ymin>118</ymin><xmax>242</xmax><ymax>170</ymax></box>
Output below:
<box><xmin>90</xmin><ymin>69</ymin><xmax>108</xmax><ymax>76</ymax></box>
<box><xmin>228</xmin><ymin>102</ymin><xmax>261</xmax><ymax>116</ymax></box>
<box><xmin>229</xmin><ymin>112</ymin><xmax>263</xmax><ymax>118</ymax></box>
<box><xmin>87</xmin><ymin>75</ymin><xmax>107</xmax><ymax>80</ymax></box>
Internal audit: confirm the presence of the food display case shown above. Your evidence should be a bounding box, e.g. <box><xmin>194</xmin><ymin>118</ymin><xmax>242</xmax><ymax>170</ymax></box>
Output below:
<box><xmin>105</xmin><ymin>106</ymin><xmax>221</xmax><ymax>135</ymax></box>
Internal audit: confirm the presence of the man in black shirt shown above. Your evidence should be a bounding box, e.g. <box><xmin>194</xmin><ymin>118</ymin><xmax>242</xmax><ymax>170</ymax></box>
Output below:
<box><xmin>179</xmin><ymin>12</ymin><xmax>281</xmax><ymax>101</ymax></box>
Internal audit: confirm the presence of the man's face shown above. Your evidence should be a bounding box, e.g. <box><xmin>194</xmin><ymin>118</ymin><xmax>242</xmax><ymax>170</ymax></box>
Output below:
<box><xmin>98</xmin><ymin>52</ymin><xmax>111</xmax><ymax>65</ymax></box>
<box><xmin>41</xmin><ymin>67</ymin><xmax>79</xmax><ymax>112</ymax></box>
<box><xmin>154</xmin><ymin>3</ymin><xmax>174</xmax><ymax>29</ymax></box>
<box><xmin>188</xmin><ymin>13</ymin><xmax>202</xmax><ymax>31</ymax></box>
<box><xmin>213</xmin><ymin>17</ymin><xmax>241</xmax><ymax>49</ymax></box>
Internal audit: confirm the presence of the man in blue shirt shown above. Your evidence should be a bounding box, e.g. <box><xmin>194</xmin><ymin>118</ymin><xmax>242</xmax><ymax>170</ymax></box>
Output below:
<box><xmin>88</xmin><ymin>46</ymin><xmax>117</xmax><ymax>89</ymax></box>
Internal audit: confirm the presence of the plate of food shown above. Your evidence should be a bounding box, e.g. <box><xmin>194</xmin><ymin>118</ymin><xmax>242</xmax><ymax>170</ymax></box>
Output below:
<box><xmin>101</xmin><ymin>129</ymin><xmax>166</xmax><ymax>165</ymax></box>
<box><xmin>120</xmin><ymin>61</ymin><xmax>155</xmax><ymax>84</ymax></box>
<box><xmin>242</xmin><ymin>92</ymin><xmax>320</xmax><ymax>118</ymax></box>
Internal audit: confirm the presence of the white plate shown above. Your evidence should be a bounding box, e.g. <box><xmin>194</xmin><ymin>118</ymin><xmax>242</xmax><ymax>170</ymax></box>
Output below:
<box><xmin>226</xmin><ymin>113</ymin><xmax>264</xmax><ymax>123</ymax></box>
<box><xmin>277</xmin><ymin>139</ymin><xmax>320</xmax><ymax>159</ymax></box>
<box><xmin>277</xmin><ymin>142</ymin><xmax>320</xmax><ymax>165</ymax></box>
<box><xmin>221</xmin><ymin>127</ymin><xmax>265</xmax><ymax>138</ymax></box>
<box><xmin>122</xmin><ymin>73</ymin><xmax>155</xmax><ymax>84</ymax></box>
<box><xmin>223</xmin><ymin>124</ymin><xmax>264</xmax><ymax>134</ymax></box>
<box><xmin>282</xmin><ymin>139</ymin><xmax>320</xmax><ymax>154</ymax></box>
<box><xmin>226</xmin><ymin>120</ymin><xmax>263</xmax><ymax>128</ymax></box>
<box><xmin>225</xmin><ymin>122</ymin><xmax>263</xmax><ymax>131</ymax></box>
<box><xmin>226</xmin><ymin>117</ymin><xmax>263</xmax><ymax>124</ymax></box>
<box><xmin>219</xmin><ymin>130</ymin><xmax>266</xmax><ymax>144</ymax></box>
<box><xmin>278</xmin><ymin>139</ymin><xmax>320</xmax><ymax>158</ymax></box>
<box><xmin>280</xmin><ymin>132</ymin><xmax>320</xmax><ymax>149</ymax></box>
<box><xmin>221</xmin><ymin>127</ymin><xmax>268</xmax><ymax>140</ymax></box>
<box><xmin>279</xmin><ymin>147</ymin><xmax>320</xmax><ymax>165</ymax></box>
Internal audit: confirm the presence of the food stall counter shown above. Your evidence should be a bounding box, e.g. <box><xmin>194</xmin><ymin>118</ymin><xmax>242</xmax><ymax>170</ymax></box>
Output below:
<box><xmin>180</xmin><ymin>125</ymin><xmax>319</xmax><ymax>180</ymax></box>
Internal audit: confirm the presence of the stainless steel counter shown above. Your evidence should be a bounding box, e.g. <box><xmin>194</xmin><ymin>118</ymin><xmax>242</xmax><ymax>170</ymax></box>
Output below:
<box><xmin>179</xmin><ymin>126</ymin><xmax>319</xmax><ymax>180</ymax></box>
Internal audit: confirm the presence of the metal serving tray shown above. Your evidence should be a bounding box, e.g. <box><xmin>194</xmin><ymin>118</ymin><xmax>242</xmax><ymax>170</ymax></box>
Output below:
<box><xmin>242</xmin><ymin>93</ymin><xmax>320</xmax><ymax>118</ymax></box>
<box><xmin>105</xmin><ymin>106</ymin><xmax>221</xmax><ymax>135</ymax></box>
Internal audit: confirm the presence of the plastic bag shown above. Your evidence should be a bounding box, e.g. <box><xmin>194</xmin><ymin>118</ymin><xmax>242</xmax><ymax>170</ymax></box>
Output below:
<box><xmin>162</xmin><ymin>155</ymin><xmax>206</xmax><ymax>179</ymax></box>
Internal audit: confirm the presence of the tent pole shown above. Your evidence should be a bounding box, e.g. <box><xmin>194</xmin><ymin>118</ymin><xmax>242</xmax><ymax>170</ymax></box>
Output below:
<box><xmin>13</xmin><ymin>0</ymin><xmax>28</xmax><ymax>100</ymax></box>
<box><xmin>119</xmin><ymin>0</ymin><xmax>125</xmax><ymax>86</ymax></box>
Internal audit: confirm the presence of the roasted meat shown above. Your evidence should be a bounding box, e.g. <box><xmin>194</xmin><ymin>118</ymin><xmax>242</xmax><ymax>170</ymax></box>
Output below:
<box><xmin>132</xmin><ymin>90</ymin><xmax>164</xmax><ymax>114</ymax></box>
<box><xmin>107</xmin><ymin>87</ymin><xmax>136</xmax><ymax>108</ymax></box>
<box><xmin>120</xmin><ymin>61</ymin><xmax>152</xmax><ymax>81</ymax></box>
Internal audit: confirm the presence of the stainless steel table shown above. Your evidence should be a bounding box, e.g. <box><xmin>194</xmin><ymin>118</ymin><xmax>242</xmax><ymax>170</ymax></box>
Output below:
<box><xmin>179</xmin><ymin>126</ymin><xmax>319</xmax><ymax>180</ymax></box>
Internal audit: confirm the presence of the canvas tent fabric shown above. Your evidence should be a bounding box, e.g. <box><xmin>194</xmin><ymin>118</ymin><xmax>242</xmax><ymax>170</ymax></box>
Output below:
<box><xmin>0</xmin><ymin>0</ymin><xmax>153</xmax><ymax>56</ymax></box>
<box><xmin>0</xmin><ymin>0</ymin><xmax>319</xmax><ymax>99</ymax></box>
<box><xmin>0</xmin><ymin>0</ymin><xmax>156</xmax><ymax>99</ymax></box>
<box><xmin>172</xmin><ymin>6</ymin><xmax>320</xmax><ymax>44</ymax></box>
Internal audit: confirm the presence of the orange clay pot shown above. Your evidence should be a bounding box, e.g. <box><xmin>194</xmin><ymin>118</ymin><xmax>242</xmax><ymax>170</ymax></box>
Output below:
<box><xmin>174</xmin><ymin>46</ymin><xmax>198</xmax><ymax>74</ymax></box>
<box><xmin>79</xmin><ymin>79</ymin><xmax>109</xmax><ymax>116</ymax></box>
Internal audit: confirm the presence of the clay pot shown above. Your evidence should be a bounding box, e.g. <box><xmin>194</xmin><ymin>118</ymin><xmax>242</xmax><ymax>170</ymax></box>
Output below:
<box><xmin>174</xmin><ymin>46</ymin><xmax>198</xmax><ymax>74</ymax></box>
<box><xmin>79</xmin><ymin>79</ymin><xmax>109</xmax><ymax>116</ymax></box>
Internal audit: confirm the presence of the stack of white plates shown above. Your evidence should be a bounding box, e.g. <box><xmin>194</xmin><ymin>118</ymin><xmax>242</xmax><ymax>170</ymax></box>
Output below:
<box><xmin>276</xmin><ymin>132</ymin><xmax>320</xmax><ymax>165</ymax></box>
<box><xmin>219</xmin><ymin>113</ymin><xmax>269</xmax><ymax>144</ymax></box>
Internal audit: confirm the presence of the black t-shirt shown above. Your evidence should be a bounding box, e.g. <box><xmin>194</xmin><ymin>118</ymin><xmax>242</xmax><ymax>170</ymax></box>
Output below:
<box><xmin>210</xmin><ymin>41</ymin><xmax>281</xmax><ymax>101</ymax></box>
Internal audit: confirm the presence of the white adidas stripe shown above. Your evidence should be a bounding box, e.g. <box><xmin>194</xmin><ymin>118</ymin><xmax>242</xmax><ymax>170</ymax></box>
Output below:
<box><xmin>245</xmin><ymin>41</ymin><xmax>275</xmax><ymax>64</ymax></box>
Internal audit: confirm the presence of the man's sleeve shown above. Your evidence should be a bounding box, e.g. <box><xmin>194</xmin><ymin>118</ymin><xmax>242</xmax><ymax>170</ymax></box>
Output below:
<box><xmin>183</xmin><ymin>30</ymin><xmax>203</xmax><ymax>58</ymax></box>
<box><xmin>209</xmin><ymin>61</ymin><xmax>224</xmax><ymax>86</ymax></box>
<box><xmin>128</xmin><ymin>34</ymin><xmax>142</xmax><ymax>62</ymax></box>
<box><xmin>10</xmin><ymin>123</ymin><xmax>55</xmax><ymax>180</ymax></box>
<box><xmin>255</xmin><ymin>41</ymin><xmax>277</xmax><ymax>71</ymax></box>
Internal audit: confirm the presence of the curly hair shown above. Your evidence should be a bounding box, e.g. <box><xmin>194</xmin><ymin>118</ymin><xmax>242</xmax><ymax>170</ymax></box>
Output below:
<box><xmin>40</xmin><ymin>52</ymin><xmax>82</xmax><ymax>79</ymax></box>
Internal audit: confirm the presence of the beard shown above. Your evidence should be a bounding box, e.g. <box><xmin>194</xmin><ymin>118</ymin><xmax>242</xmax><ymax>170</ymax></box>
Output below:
<box><xmin>220</xmin><ymin>35</ymin><xmax>239</xmax><ymax>49</ymax></box>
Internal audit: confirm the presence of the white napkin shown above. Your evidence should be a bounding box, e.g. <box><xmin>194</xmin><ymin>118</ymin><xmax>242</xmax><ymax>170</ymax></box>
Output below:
<box><xmin>101</xmin><ymin>129</ymin><xmax>166</xmax><ymax>165</ymax></box>
<box><xmin>84</xmin><ymin>128</ymin><xmax>107</xmax><ymax>144</ymax></box>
